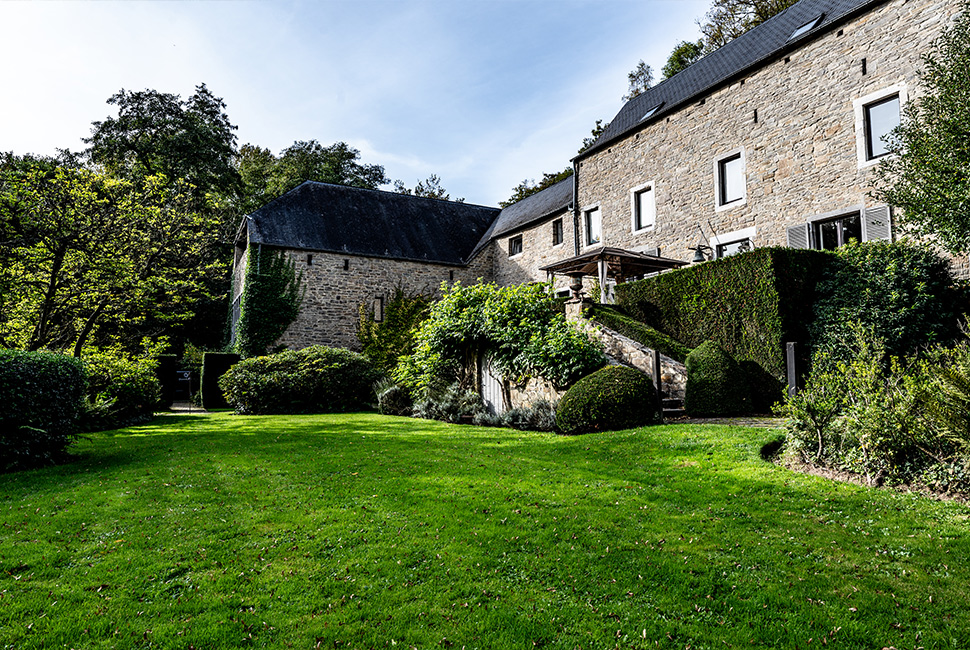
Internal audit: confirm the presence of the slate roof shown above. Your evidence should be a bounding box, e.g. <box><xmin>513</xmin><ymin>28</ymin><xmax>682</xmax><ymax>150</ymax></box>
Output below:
<box><xmin>244</xmin><ymin>181</ymin><xmax>500</xmax><ymax>266</ymax></box>
<box><xmin>490</xmin><ymin>176</ymin><xmax>573</xmax><ymax>238</ymax></box>
<box><xmin>578</xmin><ymin>0</ymin><xmax>882</xmax><ymax>158</ymax></box>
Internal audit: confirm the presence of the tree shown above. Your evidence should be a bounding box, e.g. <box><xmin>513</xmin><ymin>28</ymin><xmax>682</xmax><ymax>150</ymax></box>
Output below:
<box><xmin>578</xmin><ymin>119</ymin><xmax>610</xmax><ymax>155</ymax></box>
<box><xmin>500</xmin><ymin>168</ymin><xmax>573</xmax><ymax>208</ymax></box>
<box><xmin>84</xmin><ymin>84</ymin><xmax>241</xmax><ymax>205</ymax></box>
<box><xmin>698</xmin><ymin>0</ymin><xmax>798</xmax><ymax>52</ymax></box>
<box><xmin>662</xmin><ymin>40</ymin><xmax>705</xmax><ymax>79</ymax></box>
<box><xmin>393</xmin><ymin>174</ymin><xmax>462</xmax><ymax>202</ymax></box>
<box><xmin>874</xmin><ymin>3</ymin><xmax>970</xmax><ymax>254</ymax></box>
<box><xmin>623</xmin><ymin>60</ymin><xmax>654</xmax><ymax>101</ymax></box>
<box><xmin>0</xmin><ymin>163</ymin><xmax>219</xmax><ymax>356</ymax></box>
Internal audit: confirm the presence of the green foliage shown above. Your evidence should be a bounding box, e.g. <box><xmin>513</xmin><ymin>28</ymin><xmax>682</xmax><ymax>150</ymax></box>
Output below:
<box><xmin>875</xmin><ymin>1</ymin><xmax>970</xmax><ymax>254</ymax></box>
<box><xmin>499</xmin><ymin>168</ymin><xmax>573</xmax><ymax>208</ymax></box>
<box><xmin>622</xmin><ymin>60</ymin><xmax>654</xmax><ymax>101</ymax></box>
<box><xmin>662</xmin><ymin>40</ymin><xmax>705</xmax><ymax>79</ymax></box>
<box><xmin>81</xmin><ymin>349</ymin><xmax>161</xmax><ymax>432</ymax></box>
<box><xmin>810</xmin><ymin>240</ymin><xmax>965</xmax><ymax>358</ymax></box>
<box><xmin>357</xmin><ymin>287</ymin><xmax>431</xmax><ymax>373</ymax></box>
<box><xmin>495</xmin><ymin>399</ymin><xmax>558</xmax><ymax>432</ymax></box>
<box><xmin>0</xmin><ymin>350</ymin><xmax>87</xmax><ymax>471</ymax></box>
<box><xmin>218</xmin><ymin>346</ymin><xmax>380</xmax><ymax>415</ymax></box>
<box><xmin>394</xmin><ymin>282</ymin><xmax>605</xmax><ymax>395</ymax></box>
<box><xmin>374</xmin><ymin>377</ymin><xmax>413</xmax><ymax>417</ymax></box>
<box><xmin>699</xmin><ymin>0</ymin><xmax>799</xmax><ymax>52</ymax></box>
<box><xmin>684</xmin><ymin>341</ymin><xmax>751</xmax><ymax>417</ymax></box>
<box><xmin>578</xmin><ymin>119</ymin><xmax>610</xmax><ymax>155</ymax></box>
<box><xmin>412</xmin><ymin>382</ymin><xmax>487</xmax><ymax>424</ymax></box>
<box><xmin>392</xmin><ymin>174</ymin><xmax>462</xmax><ymax>202</ymax></box>
<box><xmin>584</xmin><ymin>304</ymin><xmax>692</xmax><ymax>362</ymax></box>
<box><xmin>555</xmin><ymin>365</ymin><xmax>661</xmax><ymax>435</ymax></box>
<box><xmin>616</xmin><ymin>247</ymin><xmax>832</xmax><ymax>380</ymax></box>
<box><xmin>200</xmin><ymin>352</ymin><xmax>240</xmax><ymax>410</ymax></box>
<box><xmin>920</xmin><ymin>342</ymin><xmax>970</xmax><ymax>455</ymax></box>
<box><xmin>232</xmin><ymin>247</ymin><xmax>304</xmax><ymax>358</ymax></box>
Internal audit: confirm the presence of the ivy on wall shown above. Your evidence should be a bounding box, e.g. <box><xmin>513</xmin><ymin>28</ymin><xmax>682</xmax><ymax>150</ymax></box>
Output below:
<box><xmin>232</xmin><ymin>246</ymin><xmax>304</xmax><ymax>358</ymax></box>
<box><xmin>356</xmin><ymin>286</ymin><xmax>431</xmax><ymax>373</ymax></box>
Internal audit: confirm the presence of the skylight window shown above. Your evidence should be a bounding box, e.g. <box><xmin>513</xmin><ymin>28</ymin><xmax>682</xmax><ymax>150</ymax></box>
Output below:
<box><xmin>640</xmin><ymin>103</ymin><xmax>664</xmax><ymax>122</ymax></box>
<box><xmin>788</xmin><ymin>14</ymin><xmax>824</xmax><ymax>41</ymax></box>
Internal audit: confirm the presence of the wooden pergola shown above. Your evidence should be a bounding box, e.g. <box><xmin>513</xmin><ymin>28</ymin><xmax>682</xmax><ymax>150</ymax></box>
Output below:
<box><xmin>540</xmin><ymin>246</ymin><xmax>688</xmax><ymax>302</ymax></box>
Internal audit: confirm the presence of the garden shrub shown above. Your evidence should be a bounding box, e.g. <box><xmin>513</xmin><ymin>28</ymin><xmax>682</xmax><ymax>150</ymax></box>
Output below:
<box><xmin>395</xmin><ymin>282</ymin><xmax>605</xmax><ymax>395</ymax></box>
<box><xmin>500</xmin><ymin>399</ymin><xmax>558</xmax><ymax>432</ymax></box>
<box><xmin>0</xmin><ymin>350</ymin><xmax>87</xmax><ymax>471</ymax></box>
<box><xmin>555</xmin><ymin>365</ymin><xmax>661</xmax><ymax>435</ymax></box>
<box><xmin>684</xmin><ymin>341</ymin><xmax>751</xmax><ymax>417</ymax></box>
<box><xmin>357</xmin><ymin>287</ymin><xmax>431</xmax><ymax>373</ymax></box>
<box><xmin>584</xmin><ymin>304</ymin><xmax>692</xmax><ymax>362</ymax></box>
<box><xmin>81</xmin><ymin>349</ymin><xmax>161</xmax><ymax>432</ymax></box>
<box><xmin>810</xmin><ymin>240</ymin><xmax>966</xmax><ymax>359</ymax></box>
<box><xmin>375</xmin><ymin>377</ymin><xmax>413</xmax><ymax>416</ymax></box>
<box><xmin>200</xmin><ymin>352</ymin><xmax>240</xmax><ymax>410</ymax></box>
<box><xmin>412</xmin><ymin>382</ymin><xmax>487</xmax><ymax>423</ymax></box>
<box><xmin>219</xmin><ymin>346</ymin><xmax>380</xmax><ymax>415</ymax></box>
<box><xmin>155</xmin><ymin>354</ymin><xmax>177</xmax><ymax>409</ymax></box>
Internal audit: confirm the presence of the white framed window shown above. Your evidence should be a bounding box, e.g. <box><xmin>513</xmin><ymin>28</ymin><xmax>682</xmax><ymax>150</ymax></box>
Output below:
<box><xmin>787</xmin><ymin>205</ymin><xmax>892</xmax><ymax>249</ymax></box>
<box><xmin>854</xmin><ymin>84</ymin><xmax>906</xmax><ymax>168</ymax></box>
<box><xmin>508</xmin><ymin>235</ymin><xmax>523</xmax><ymax>258</ymax></box>
<box><xmin>714</xmin><ymin>148</ymin><xmax>746</xmax><ymax>210</ymax></box>
<box><xmin>583</xmin><ymin>206</ymin><xmax>601</xmax><ymax>247</ymax></box>
<box><xmin>552</xmin><ymin>218</ymin><xmax>564</xmax><ymax>246</ymax></box>
<box><xmin>630</xmin><ymin>182</ymin><xmax>656</xmax><ymax>233</ymax></box>
<box><xmin>711</xmin><ymin>226</ymin><xmax>756</xmax><ymax>258</ymax></box>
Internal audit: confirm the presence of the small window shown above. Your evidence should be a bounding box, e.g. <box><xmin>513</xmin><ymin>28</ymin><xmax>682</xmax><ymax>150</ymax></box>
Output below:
<box><xmin>788</xmin><ymin>14</ymin><xmax>824</xmax><ymax>41</ymax></box>
<box><xmin>632</xmin><ymin>184</ymin><xmax>656</xmax><ymax>232</ymax></box>
<box><xmin>716</xmin><ymin>239</ymin><xmax>752</xmax><ymax>258</ymax></box>
<box><xmin>864</xmin><ymin>94</ymin><xmax>900</xmax><ymax>160</ymax></box>
<box><xmin>813</xmin><ymin>213</ymin><xmax>861</xmax><ymax>250</ymax></box>
<box><xmin>717</xmin><ymin>152</ymin><xmax>745</xmax><ymax>207</ymax></box>
<box><xmin>552</xmin><ymin>219</ymin><xmax>563</xmax><ymax>246</ymax></box>
<box><xmin>306</xmin><ymin>254</ymin><xmax>313</xmax><ymax>266</ymax></box>
<box><xmin>508</xmin><ymin>235</ymin><xmax>523</xmax><ymax>257</ymax></box>
<box><xmin>584</xmin><ymin>208</ymin><xmax>601</xmax><ymax>246</ymax></box>
<box><xmin>639</xmin><ymin>103</ymin><xmax>664</xmax><ymax>122</ymax></box>
<box><xmin>372</xmin><ymin>296</ymin><xmax>385</xmax><ymax>322</ymax></box>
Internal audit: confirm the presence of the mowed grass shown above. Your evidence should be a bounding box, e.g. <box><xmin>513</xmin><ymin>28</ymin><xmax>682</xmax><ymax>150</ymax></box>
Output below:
<box><xmin>1</xmin><ymin>413</ymin><xmax>969</xmax><ymax>649</ymax></box>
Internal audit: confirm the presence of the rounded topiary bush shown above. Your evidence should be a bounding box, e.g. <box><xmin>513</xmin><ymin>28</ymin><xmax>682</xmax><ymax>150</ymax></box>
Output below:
<box><xmin>219</xmin><ymin>346</ymin><xmax>380</xmax><ymax>415</ymax></box>
<box><xmin>684</xmin><ymin>341</ymin><xmax>750</xmax><ymax>417</ymax></box>
<box><xmin>555</xmin><ymin>365</ymin><xmax>661</xmax><ymax>435</ymax></box>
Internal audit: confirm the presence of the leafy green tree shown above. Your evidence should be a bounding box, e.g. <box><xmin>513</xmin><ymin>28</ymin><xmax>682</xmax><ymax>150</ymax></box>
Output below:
<box><xmin>393</xmin><ymin>174</ymin><xmax>461</xmax><ymax>202</ymax></box>
<box><xmin>499</xmin><ymin>167</ymin><xmax>573</xmax><ymax>208</ymax></box>
<box><xmin>698</xmin><ymin>0</ymin><xmax>798</xmax><ymax>51</ymax></box>
<box><xmin>662</xmin><ymin>40</ymin><xmax>705</xmax><ymax>79</ymax></box>
<box><xmin>0</xmin><ymin>164</ymin><xmax>218</xmax><ymax>356</ymax></box>
<box><xmin>875</xmin><ymin>3</ymin><xmax>970</xmax><ymax>254</ymax></box>
<box><xmin>623</xmin><ymin>60</ymin><xmax>654</xmax><ymax>101</ymax></box>
<box><xmin>578</xmin><ymin>119</ymin><xmax>610</xmax><ymax>155</ymax></box>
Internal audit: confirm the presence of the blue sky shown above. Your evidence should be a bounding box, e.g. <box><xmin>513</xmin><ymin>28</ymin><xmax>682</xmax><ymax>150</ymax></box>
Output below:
<box><xmin>0</xmin><ymin>0</ymin><xmax>707</xmax><ymax>206</ymax></box>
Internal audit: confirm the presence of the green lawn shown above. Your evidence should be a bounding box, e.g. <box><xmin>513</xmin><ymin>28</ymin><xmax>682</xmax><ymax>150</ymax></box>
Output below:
<box><xmin>1</xmin><ymin>412</ymin><xmax>968</xmax><ymax>649</ymax></box>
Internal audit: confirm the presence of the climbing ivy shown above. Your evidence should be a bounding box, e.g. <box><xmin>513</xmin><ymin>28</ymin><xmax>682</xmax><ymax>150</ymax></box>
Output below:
<box><xmin>232</xmin><ymin>246</ymin><xmax>304</xmax><ymax>358</ymax></box>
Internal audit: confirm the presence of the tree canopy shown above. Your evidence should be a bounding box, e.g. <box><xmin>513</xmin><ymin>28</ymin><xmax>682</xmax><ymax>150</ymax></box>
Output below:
<box><xmin>662</xmin><ymin>40</ymin><xmax>705</xmax><ymax>79</ymax></box>
<box><xmin>393</xmin><ymin>174</ymin><xmax>461</xmax><ymax>202</ymax></box>
<box><xmin>623</xmin><ymin>60</ymin><xmax>654</xmax><ymax>101</ymax></box>
<box><xmin>875</xmin><ymin>1</ymin><xmax>970</xmax><ymax>254</ymax></box>
<box><xmin>698</xmin><ymin>0</ymin><xmax>798</xmax><ymax>52</ymax></box>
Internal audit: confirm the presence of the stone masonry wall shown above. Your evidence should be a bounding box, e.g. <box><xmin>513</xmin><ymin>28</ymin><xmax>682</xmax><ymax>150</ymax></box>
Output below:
<box><xmin>572</xmin><ymin>0</ymin><xmax>956</xmax><ymax>264</ymax></box>
<box><xmin>272</xmin><ymin>246</ymin><xmax>494</xmax><ymax>351</ymax></box>
<box><xmin>491</xmin><ymin>209</ymin><xmax>577</xmax><ymax>294</ymax></box>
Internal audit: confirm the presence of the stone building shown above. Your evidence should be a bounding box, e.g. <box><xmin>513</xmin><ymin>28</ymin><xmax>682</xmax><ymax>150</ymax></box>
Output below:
<box><xmin>232</xmin><ymin>0</ymin><xmax>959</xmax><ymax>353</ymax></box>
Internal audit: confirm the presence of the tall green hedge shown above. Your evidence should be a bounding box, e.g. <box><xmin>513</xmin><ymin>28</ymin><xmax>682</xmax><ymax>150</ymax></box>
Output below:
<box><xmin>0</xmin><ymin>350</ymin><xmax>87</xmax><ymax>471</ymax></box>
<box><xmin>615</xmin><ymin>247</ymin><xmax>832</xmax><ymax>380</ymax></box>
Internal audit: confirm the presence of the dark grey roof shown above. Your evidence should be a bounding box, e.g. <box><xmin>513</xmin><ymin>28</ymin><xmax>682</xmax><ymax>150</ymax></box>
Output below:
<box><xmin>246</xmin><ymin>181</ymin><xmax>500</xmax><ymax>266</ymax></box>
<box><xmin>579</xmin><ymin>0</ymin><xmax>882</xmax><ymax>158</ymax></box>
<box><xmin>491</xmin><ymin>176</ymin><xmax>573</xmax><ymax>238</ymax></box>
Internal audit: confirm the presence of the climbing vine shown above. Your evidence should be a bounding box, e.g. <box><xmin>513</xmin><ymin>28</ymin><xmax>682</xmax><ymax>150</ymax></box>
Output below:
<box><xmin>232</xmin><ymin>246</ymin><xmax>304</xmax><ymax>358</ymax></box>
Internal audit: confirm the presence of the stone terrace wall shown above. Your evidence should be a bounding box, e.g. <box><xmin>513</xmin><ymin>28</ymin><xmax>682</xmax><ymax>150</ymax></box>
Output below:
<box><xmin>574</xmin><ymin>0</ymin><xmax>956</xmax><ymax>263</ymax></box>
<box><xmin>273</xmin><ymin>247</ymin><xmax>494</xmax><ymax>351</ymax></box>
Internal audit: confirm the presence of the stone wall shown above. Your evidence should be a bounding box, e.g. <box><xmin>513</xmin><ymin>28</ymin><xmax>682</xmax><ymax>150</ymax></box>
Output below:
<box><xmin>491</xmin><ymin>208</ymin><xmax>577</xmax><ymax>294</ymax></box>
<box><xmin>271</xmin><ymin>246</ymin><xmax>494</xmax><ymax>351</ymax></box>
<box><xmin>568</xmin><ymin>0</ymin><xmax>956</xmax><ymax>264</ymax></box>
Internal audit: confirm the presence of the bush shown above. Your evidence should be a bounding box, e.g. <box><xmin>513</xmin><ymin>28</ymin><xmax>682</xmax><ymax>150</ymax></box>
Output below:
<box><xmin>810</xmin><ymin>240</ymin><xmax>966</xmax><ymax>359</ymax></box>
<box><xmin>155</xmin><ymin>354</ymin><xmax>178</xmax><ymax>409</ymax></box>
<box><xmin>0</xmin><ymin>350</ymin><xmax>87</xmax><ymax>471</ymax></box>
<box><xmin>375</xmin><ymin>378</ymin><xmax>413</xmax><ymax>416</ymax></box>
<box><xmin>81</xmin><ymin>350</ymin><xmax>161</xmax><ymax>432</ymax></box>
<box><xmin>219</xmin><ymin>346</ymin><xmax>380</xmax><ymax>415</ymax></box>
<box><xmin>584</xmin><ymin>304</ymin><xmax>692</xmax><ymax>362</ymax></box>
<box><xmin>684</xmin><ymin>341</ymin><xmax>751</xmax><ymax>417</ymax></box>
<box><xmin>555</xmin><ymin>365</ymin><xmax>661</xmax><ymax>435</ymax></box>
<box><xmin>357</xmin><ymin>287</ymin><xmax>431</xmax><ymax>373</ymax></box>
<box><xmin>200</xmin><ymin>352</ymin><xmax>240</xmax><ymax>410</ymax></box>
<box><xmin>500</xmin><ymin>399</ymin><xmax>558</xmax><ymax>432</ymax></box>
<box><xmin>412</xmin><ymin>383</ymin><xmax>487</xmax><ymax>423</ymax></box>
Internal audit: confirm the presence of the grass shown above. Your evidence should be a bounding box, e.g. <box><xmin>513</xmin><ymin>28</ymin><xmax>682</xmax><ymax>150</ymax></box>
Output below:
<box><xmin>1</xmin><ymin>412</ymin><xmax>969</xmax><ymax>649</ymax></box>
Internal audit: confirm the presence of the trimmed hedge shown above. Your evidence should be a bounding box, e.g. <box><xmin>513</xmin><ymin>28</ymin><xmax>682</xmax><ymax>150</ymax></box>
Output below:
<box><xmin>219</xmin><ymin>346</ymin><xmax>380</xmax><ymax>415</ymax></box>
<box><xmin>201</xmin><ymin>352</ymin><xmax>240</xmax><ymax>410</ymax></box>
<box><xmin>155</xmin><ymin>354</ymin><xmax>177</xmax><ymax>409</ymax></box>
<box><xmin>555</xmin><ymin>365</ymin><xmax>661</xmax><ymax>435</ymax></box>
<box><xmin>684</xmin><ymin>341</ymin><xmax>751</xmax><ymax>417</ymax></box>
<box><xmin>0</xmin><ymin>350</ymin><xmax>87</xmax><ymax>471</ymax></box>
<box><xmin>615</xmin><ymin>247</ymin><xmax>833</xmax><ymax>382</ymax></box>
<box><xmin>584</xmin><ymin>304</ymin><xmax>692</xmax><ymax>362</ymax></box>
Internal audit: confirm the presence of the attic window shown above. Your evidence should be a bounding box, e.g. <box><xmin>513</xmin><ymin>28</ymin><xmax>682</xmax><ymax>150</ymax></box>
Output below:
<box><xmin>639</xmin><ymin>102</ymin><xmax>664</xmax><ymax>121</ymax></box>
<box><xmin>788</xmin><ymin>14</ymin><xmax>823</xmax><ymax>41</ymax></box>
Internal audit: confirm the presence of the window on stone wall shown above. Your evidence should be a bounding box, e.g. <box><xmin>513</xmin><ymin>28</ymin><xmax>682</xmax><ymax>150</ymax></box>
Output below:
<box><xmin>864</xmin><ymin>94</ymin><xmax>900</xmax><ymax>160</ymax></box>
<box><xmin>508</xmin><ymin>235</ymin><xmax>523</xmax><ymax>257</ymax></box>
<box><xmin>716</xmin><ymin>238</ymin><xmax>752</xmax><ymax>258</ymax></box>
<box><xmin>631</xmin><ymin>183</ymin><xmax>656</xmax><ymax>232</ymax></box>
<box><xmin>813</xmin><ymin>212</ymin><xmax>862</xmax><ymax>250</ymax></box>
<box><xmin>552</xmin><ymin>218</ymin><xmax>563</xmax><ymax>246</ymax></box>
<box><xmin>585</xmin><ymin>207</ymin><xmax>601</xmax><ymax>246</ymax></box>
<box><xmin>716</xmin><ymin>151</ymin><xmax>745</xmax><ymax>207</ymax></box>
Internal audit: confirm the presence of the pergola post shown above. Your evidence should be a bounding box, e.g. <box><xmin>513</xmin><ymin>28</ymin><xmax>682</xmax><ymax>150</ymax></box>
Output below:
<box><xmin>598</xmin><ymin>259</ymin><xmax>608</xmax><ymax>304</ymax></box>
